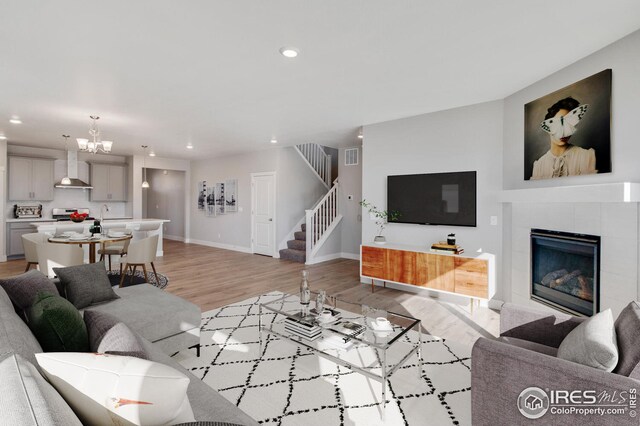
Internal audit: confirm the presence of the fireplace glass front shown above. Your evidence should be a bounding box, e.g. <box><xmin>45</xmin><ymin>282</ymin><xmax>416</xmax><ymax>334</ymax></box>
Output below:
<box><xmin>530</xmin><ymin>229</ymin><xmax>600</xmax><ymax>317</ymax></box>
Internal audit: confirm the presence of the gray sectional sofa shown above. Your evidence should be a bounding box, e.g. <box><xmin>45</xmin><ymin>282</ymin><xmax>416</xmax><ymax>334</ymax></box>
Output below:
<box><xmin>472</xmin><ymin>302</ymin><xmax>640</xmax><ymax>426</ymax></box>
<box><xmin>0</xmin><ymin>283</ymin><xmax>258</xmax><ymax>425</ymax></box>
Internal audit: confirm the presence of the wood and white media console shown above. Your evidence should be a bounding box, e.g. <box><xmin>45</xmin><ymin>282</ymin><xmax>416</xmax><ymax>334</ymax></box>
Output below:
<box><xmin>360</xmin><ymin>243</ymin><xmax>495</xmax><ymax>308</ymax></box>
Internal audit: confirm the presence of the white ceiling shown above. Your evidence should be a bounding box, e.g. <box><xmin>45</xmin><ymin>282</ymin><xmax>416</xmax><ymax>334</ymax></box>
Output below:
<box><xmin>1</xmin><ymin>1</ymin><xmax>639</xmax><ymax>159</ymax></box>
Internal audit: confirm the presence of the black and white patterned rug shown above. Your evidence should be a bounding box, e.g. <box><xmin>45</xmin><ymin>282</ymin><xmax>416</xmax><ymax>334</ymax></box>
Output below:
<box><xmin>172</xmin><ymin>292</ymin><xmax>471</xmax><ymax>425</ymax></box>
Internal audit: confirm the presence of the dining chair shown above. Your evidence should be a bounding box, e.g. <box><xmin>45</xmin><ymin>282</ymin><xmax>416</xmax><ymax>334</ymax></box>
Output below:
<box><xmin>119</xmin><ymin>234</ymin><xmax>159</xmax><ymax>287</ymax></box>
<box><xmin>21</xmin><ymin>233</ymin><xmax>48</xmax><ymax>272</ymax></box>
<box><xmin>98</xmin><ymin>228</ymin><xmax>132</xmax><ymax>273</ymax></box>
<box><xmin>36</xmin><ymin>242</ymin><xmax>84</xmax><ymax>278</ymax></box>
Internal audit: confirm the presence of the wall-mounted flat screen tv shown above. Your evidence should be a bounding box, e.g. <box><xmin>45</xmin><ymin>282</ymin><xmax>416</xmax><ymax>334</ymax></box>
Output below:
<box><xmin>387</xmin><ymin>171</ymin><xmax>477</xmax><ymax>227</ymax></box>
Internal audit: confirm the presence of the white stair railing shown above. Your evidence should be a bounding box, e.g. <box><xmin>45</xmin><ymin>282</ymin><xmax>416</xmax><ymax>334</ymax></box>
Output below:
<box><xmin>305</xmin><ymin>178</ymin><xmax>340</xmax><ymax>258</ymax></box>
<box><xmin>295</xmin><ymin>143</ymin><xmax>332</xmax><ymax>188</ymax></box>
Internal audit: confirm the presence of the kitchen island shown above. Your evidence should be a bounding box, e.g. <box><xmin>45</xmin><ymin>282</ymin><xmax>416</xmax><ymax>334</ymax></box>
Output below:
<box><xmin>31</xmin><ymin>218</ymin><xmax>170</xmax><ymax>259</ymax></box>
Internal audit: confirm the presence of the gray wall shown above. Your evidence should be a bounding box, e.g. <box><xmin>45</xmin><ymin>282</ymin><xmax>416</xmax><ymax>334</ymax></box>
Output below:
<box><xmin>503</xmin><ymin>29</ymin><xmax>640</xmax><ymax>190</ymax></box>
<box><xmin>362</xmin><ymin>100</ymin><xmax>504</xmax><ymax>300</ymax></box>
<box><xmin>189</xmin><ymin>147</ymin><xmax>326</xmax><ymax>252</ymax></box>
<box><xmin>338</xmin><ymin>146</ymin><xmax>362</xmax><ymax>256</ymax></box>
<box><xmin>144</xmin><ymin>168</ymin><xmax>186</xmax><ymax>239</ymax></box>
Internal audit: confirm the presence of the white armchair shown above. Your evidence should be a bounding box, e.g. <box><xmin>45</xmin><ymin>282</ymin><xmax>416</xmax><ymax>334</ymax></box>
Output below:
<box><xmin>21</xmin><ymin>233</ymin><xmax>48</xmax><ymax>272</ymax></box>
<box><xmin>119</xmin><ymin>235</ymin><xmax>159</xmax><ymax>287</ymax></box>
<box><xmin>36</xmin><ymin>242</ymin><xmax>84</xmax><ymax>278</ymax></box>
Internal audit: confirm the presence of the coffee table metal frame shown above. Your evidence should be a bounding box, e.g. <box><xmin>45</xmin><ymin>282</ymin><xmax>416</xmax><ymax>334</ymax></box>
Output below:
<box><xmin>258</xmin><ymin>293</ymin><xmax>423</xmax><ymax>414</ymax></box>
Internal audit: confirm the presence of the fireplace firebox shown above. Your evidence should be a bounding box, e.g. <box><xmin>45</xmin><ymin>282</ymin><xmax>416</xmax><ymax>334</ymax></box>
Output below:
<box><xmin>530</xmin><ymin>229</ymin><xmax>600</xmax><ymax>317</ymax></box>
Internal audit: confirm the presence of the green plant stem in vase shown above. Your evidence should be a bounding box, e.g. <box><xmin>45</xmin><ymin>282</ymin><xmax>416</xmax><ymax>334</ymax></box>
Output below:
<box><xmin>359</xmin><ymin>200</ymin><xmax>400</xmax><ymax>244</ymax></box>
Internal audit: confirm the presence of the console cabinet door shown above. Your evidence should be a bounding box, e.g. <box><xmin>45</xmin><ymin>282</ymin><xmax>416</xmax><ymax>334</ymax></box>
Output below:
<box><xmin>385</xmin><ymin>249</ymin><xmax>416</xmax><ymax>284</ymax></box>
<box><xmin>361</xmin><ymin>246</ymin><xmax>386</xmax><ymax>279</ymax></box>
<box><xmin>417</xmin><ymin>253</ymin><xmax>455</xmax><ymax>292</ymax></box>
<box><xmin>454</xmin><ymin>257</ymin><xmax>489</xmax><ymax>298</ymax></box>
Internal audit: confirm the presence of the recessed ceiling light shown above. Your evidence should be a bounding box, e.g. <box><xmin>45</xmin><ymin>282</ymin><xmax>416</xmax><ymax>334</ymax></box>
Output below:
<box><xmin>270</xmin><ymin>138</ymin><xmax>278</xmax><ymax>144</ymax></box>
<box><xmin>0</xmin><ymin>135</ymin><xmax>6</xmax><ymax>140</ymax></box>
<box><xmin>149</xmin><ymin>151</ymin><xmax>156</xmax><ymax>157</ymax></box>
<box><xmin>186</xmin><ymin>143</ymin><xmax>193</xmax><ymax>149</ymax></box>
<box><xmin>279</xmin><ymin>47</ymin><xmax>299</xmax><ymax>58</ymax></box>
<box><xmin>9</xmin><ymin>118</ymin><xmax>22</xmax><ymax>124</ymax></box>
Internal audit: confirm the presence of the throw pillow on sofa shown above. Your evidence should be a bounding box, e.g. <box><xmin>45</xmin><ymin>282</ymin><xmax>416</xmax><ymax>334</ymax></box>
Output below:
<box><xmin>612</xmin><ymin>301</ymin><xmax>640</xmax><ymax>379</ymax></box>
<box><xmin>0</xmin><ymin>269</ymin><xmax>58</xmax><ymax>314</ymax></box>
<box><xmin>54</xmin><ymin>262</ymin><xmax>119</xmax><ymax>309</ymax></box>
<box><xmin>557</xmin><ymin>308</ymin><xmax>619</xmax><ymax>372</ymax></box>
<box><xmin>84</xmin><ymin>310</ymin><xmax>148</xmax><ymax>359</ymax></box>
<box><xmin>36</xmin><ymin>352</ymin><xmax>195</xmax><ymax>426</ymax></box>
<box><xmin>27</xmin><ymin>292</ymin><xmax>89</xmax><ymax>352</ymax></box>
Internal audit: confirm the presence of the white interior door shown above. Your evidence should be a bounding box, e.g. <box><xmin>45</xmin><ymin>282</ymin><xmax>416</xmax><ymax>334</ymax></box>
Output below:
<box><xmin>251</xmin><ymin>172</ymin><xmax>276</xmax><ymax>256</ymax></box>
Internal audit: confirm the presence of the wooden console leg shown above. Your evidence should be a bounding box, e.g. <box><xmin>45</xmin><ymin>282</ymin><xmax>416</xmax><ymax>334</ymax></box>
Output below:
<box><xmin>371</xmin><ymin>279</ymin><xmax>375</xmax><ymax>293</ymax></box>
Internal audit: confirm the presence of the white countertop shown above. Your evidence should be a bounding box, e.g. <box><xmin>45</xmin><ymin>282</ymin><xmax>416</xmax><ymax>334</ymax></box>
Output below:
<box><xmin>6</xmin><ymin>218</ymin><xmax>55</xmax><ymax>223</ymax></box>
<box><xmin>362</xmin><ymin>242</ymin><xmax>494</xmax><ymax>260</ymax></box>
<box><xmin>31</xmin><ymin>218</ymin><xmax>170</xmax><ymax>227</ymax></box>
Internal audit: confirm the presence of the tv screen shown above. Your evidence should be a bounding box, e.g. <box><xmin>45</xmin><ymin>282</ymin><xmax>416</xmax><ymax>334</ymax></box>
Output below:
<box><xmin>387</xmin><ymin>171</ymin><xmax>477</xmax><ymax>227</ymax></box>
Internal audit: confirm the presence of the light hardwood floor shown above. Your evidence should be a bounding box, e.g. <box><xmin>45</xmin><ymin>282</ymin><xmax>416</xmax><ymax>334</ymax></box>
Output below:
<box><xmin>0</xmin><ymin>239</ymin><xmax>500</xmax><ymax>347</ymax></box>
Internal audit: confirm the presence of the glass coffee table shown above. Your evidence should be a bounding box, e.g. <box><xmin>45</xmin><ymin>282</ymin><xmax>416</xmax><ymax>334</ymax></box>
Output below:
<box><xmin>258</xmin><ymin>292</ymin><xmax>423</xmax><ymax>412</ymax></box>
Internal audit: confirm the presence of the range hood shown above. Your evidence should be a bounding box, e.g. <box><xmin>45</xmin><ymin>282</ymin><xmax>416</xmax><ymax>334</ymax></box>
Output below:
<box><xmin>55</xmin><ymin>151</ymin><xmax>93</xmax><ymax>189</ymax></box>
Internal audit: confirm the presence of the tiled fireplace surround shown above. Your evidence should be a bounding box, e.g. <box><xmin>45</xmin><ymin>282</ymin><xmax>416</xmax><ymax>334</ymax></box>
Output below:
<box><xmin>507</xmin><ymin>200</ymin><xmax>638</xmax><ymax>318</ymax></box>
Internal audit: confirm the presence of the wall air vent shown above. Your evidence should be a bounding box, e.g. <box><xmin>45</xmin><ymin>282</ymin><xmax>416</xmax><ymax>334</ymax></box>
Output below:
<box><xmin>345</xmin><ymin>148</ymin><xmax>359</xmax><ymax>166</ymax></box>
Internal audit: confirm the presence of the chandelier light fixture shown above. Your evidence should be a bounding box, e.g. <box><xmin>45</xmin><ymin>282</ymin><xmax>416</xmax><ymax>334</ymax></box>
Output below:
<box><xmin>141</xmin><ymin>145</ymin><xmax>150</xmax><ymax>188</ymax></box>
<box><xmin>77</xmin><ymin>115</ymin><xmax>113</xmax><ymax>154</ymax></box>
<box><xmin>61</xmin><ymin>135</ymin><xmax>72</xmax><ymax>185</ymax></box>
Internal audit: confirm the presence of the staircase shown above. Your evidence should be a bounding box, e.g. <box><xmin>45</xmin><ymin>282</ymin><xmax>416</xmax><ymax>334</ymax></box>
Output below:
<box><xmin>279</xmin><ymin>143</ymin><xmax>343</xmax><ymax>264</ymax></box>
<box><xmin>279</xmin><ymin>223</ymin><xmax>308</xmax><ymax>263</ymax></box>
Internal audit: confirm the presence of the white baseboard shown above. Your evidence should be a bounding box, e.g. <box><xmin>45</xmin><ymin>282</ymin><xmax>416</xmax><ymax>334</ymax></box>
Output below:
<box><xmin>306</xmin><ymin>252</ymin><xmax>342</xmax><ymax>265</ymax></box>
<box><xmin>306</xmin><ymin>252</ymin><xmax>360</xmax><ymax>265</ymax></box>
<box><xmin>164</xmin><ymin>234</ymin><xmax>186</xmax><ymax>242</ymax></box>
<box><xmin>186</xmin><ymin>238</ymin><xmax>253</xmax><ymax>254</ymax></box>
<box><xmin>0</xmin><ymin>255</ymin><xmax>7</xmax><ymax>263</ymax></box>
<box><xmin>340</xmin><ymin>252</ymin><xmax>360</xmax><ymax>260</ymax></box>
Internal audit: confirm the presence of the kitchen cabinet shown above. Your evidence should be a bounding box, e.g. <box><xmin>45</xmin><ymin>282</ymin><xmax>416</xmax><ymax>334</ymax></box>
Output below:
<box><xmin>91</xmin><ymin>163</ymin><xmax>127</xmax><ymax>201</ymax></box>
<box><xmin>7</xmin><ymin>222</ymin><xmax>33</xmax><ymax>257</ymax></box>
<box><xmin>8</xmin><ymin>156</ymin><xmax>55</xmax><ymax>201</ymax></box>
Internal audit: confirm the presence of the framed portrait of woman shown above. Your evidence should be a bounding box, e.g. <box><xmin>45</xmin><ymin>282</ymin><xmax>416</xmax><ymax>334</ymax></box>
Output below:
<box><xmin>524</xmin><ymin>69</ymin><xmax>611</xmax><ymax>181</ymax></box>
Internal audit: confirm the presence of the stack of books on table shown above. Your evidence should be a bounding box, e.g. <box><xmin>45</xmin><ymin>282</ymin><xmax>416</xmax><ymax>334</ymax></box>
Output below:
<box><xmin>285</xmin><ymin>313</ymin><xmax>322</xmax><ymax>341</ymax></box>
<box><xmin>322</xmin><ymin>321</ymin><xmax>366</xmax><ymax>350</ymax></box>
<box><xmin>430</xmin><ymin>242</ymin><xmax>464</xmax><ymax>255</ymax></box>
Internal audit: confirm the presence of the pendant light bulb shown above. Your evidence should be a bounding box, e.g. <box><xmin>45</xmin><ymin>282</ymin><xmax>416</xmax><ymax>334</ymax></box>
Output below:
<box><xmin>141</xmin><ymin>145</ymin><xmax>150</xmax><ymax>189</ymax></box>
<box><xmin>61</xmin><ymin>135</ymin><xmax>72</xmax><ymax>185</ymax></box>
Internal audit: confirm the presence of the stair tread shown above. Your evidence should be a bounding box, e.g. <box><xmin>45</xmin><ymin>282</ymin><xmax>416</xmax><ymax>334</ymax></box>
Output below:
<box><xmin>287</xmin><ymin>239</ymin><xmax>306</xmax><ymax>250</ymax></box>
<box><xmin>294</xmin><ymin>231</ymin><xmax>306</xmax><ymax>241</ymax></box>
<box><xmin>279</xmin><ymin>248</ymin><xmax>306</xmax><ymax>264</ymax></box>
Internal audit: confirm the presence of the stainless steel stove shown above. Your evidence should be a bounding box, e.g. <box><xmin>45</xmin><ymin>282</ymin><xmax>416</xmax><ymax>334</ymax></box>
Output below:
<box><xmin>51</xmin><ymin>208</ymin><xmax>95</xmax><ymax>222</ymax></box>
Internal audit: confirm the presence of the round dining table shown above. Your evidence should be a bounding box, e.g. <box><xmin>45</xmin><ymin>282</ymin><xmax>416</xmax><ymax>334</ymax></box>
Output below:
<box><xmin>48</xmin><ymin>234</ymin><xmax>133</xmax><ymax>263</ymax></box>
